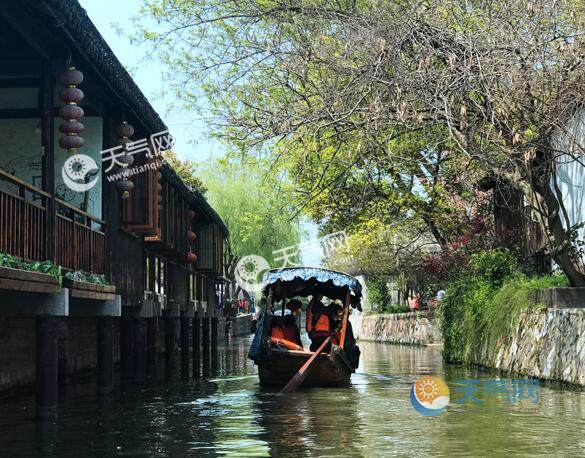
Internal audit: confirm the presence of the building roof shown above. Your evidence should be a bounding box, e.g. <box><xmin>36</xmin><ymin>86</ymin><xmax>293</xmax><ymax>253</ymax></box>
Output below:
<box><xmin>42</xmin><ymin>0</ymin><xmax>228</xmax><ymax>235</ymax></box>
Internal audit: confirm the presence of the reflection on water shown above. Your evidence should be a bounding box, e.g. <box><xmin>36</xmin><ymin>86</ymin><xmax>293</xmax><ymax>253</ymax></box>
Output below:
<box><xmin>1</xmin><ymin>338</ymin><xmax>585</xmax><ymax>456</ymax></box>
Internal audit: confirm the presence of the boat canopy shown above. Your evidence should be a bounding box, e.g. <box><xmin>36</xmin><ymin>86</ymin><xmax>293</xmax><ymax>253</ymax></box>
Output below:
<box><xmin>261</xmin><ymin>267</ymin><xmax>363</xmax><ymax>310</ymax></box>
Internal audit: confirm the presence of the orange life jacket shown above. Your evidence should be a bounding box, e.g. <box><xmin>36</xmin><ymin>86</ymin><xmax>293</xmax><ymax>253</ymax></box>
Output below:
<box><xmin>271</xmin><ymin>325</ymin><xmax>285</xmax><ymax>340</ymax></box>
<box><xmin>306</xmin><ymin>307</ymin><xmax>314</xmax><ymax>332</ymax></box>
<box><xmin>282</xmin><ymin>326</ymin><xmax>298</xmax><ymax>343</ymax></box>
<box><xmin>271</xmin><ymin>324</ymin><xmax>299</xmax><ymax>345</ymax></box>
<box><xmin>314</xmin><ymin>313</ymin><xmax>330</xmax><ymax>332</ymax></box>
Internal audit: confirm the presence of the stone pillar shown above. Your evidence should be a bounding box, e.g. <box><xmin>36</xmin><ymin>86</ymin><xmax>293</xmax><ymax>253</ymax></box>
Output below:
<box><xmin>165</xmin><ymin>313</ymin><xmax>177</xmax><ymax>377</ymax></box>
<box><xmin>36</xmin><ymin>316</ymin><xmax>59</xmax><ymax>419</ymax></box>
<box><xmin>57</xmin><ymin>320</ymin><xmax>68</xmax><ymax>387</ymax></box>
<box><xmin>133</xmin><ymin>318</ymin><xmax>147</xmax><ymax>382</ymax></box>
<box><xmin>96</xmin><ymin>317</ymin><xmax>113</xmax><ymax>396</ymax></box>
<box><xmin>180</xmin><ymin>313</ymin><xmax>191</xmax><ymax>379</ymax></box>
<box><xmin>119</xmin><ymin>317</ymin><xmax>133</xmax><ymax>384</ymax></box>
<box><xmin>202</xmin><ymin>317</ymin><xmax>210</xmax><ymax>376</ymax></box>
<box><xmin>146</xmin><ymin>317</ymin><xmax>158</xmax><ymax>375</ymax></box>
<box><xmin>192</xmin><ymin>317</ymin><xmax>201</xmax><ymax>377</ymax></box>
<box><xmin>210</xmin><ymin>317</ymin><xmax>219</xmax><ymax>350</ymax></box>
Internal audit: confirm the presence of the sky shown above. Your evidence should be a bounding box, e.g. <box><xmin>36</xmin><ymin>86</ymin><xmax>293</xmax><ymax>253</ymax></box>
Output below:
<box><xmin>79</xmin><ymin>0</ymin><xmax>323</xmax><ymax>266</ymax></box>
<box><xmin>78</xmin><ymin>0</ymin><xmax>223</xmax><ymax>163</ymax></box>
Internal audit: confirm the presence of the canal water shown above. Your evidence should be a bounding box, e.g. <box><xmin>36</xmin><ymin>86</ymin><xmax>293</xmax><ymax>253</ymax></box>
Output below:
<box><xmin>1</xmin><ymin>337</ymin><xmax>585</xmax><ymax>456</ymax></box>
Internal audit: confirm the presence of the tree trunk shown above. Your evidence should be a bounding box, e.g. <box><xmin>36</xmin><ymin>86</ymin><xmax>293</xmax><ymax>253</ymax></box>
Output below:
<box><xmin>527</xmin><ymin>148</ymin><xmax>585</xmax><ymax>287</ymax></box>
<box><xmin>539</xmin><ymin>183</ymin><xmax>585</xmax><ymax>286</ymax></box>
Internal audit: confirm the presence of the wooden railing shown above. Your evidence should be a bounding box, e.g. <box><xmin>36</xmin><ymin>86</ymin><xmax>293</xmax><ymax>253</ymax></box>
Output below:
<box><xmin>0</xmin><ymin>169</ymin><xmax>107</xmax><ymax>274</ymax></box>
<box><xmin>0</xmin><ymin>169</ymin><xmax>48</xmax><ymax>262</ymax></box>
<box><xmin>56</xmin><ymin>199</ymin><xmax>106</xmax><ymax>274</ymax></box>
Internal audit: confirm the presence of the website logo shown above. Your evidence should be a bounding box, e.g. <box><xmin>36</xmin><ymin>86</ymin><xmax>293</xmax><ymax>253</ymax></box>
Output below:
<box><xmin>234</xmin><ymin>255</ymin><xmax>270</xmax><ymax>293</ymax></box>
<box><xmin>410</xmin><ymin>376</ymin><xmax>450</xmax><ymax>416</ymax></box>
<box><xmin>61</xmin><ymin>154</ymin><xmax>99</xmax><ymax>192</ymax></box>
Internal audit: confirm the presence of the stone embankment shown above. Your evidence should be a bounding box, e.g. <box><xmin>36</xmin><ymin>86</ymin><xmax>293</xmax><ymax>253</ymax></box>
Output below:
<box><xmin>354</xmin><ymin>311</ymin><xmax>442</xmax><ymax>346</ymax></box>
<box><xmin>354</xmin><ymin>288</ymin><xmax>585</xmax><ymax>385</ymax></box>
<box><xmin>471</xmin><ymin>307</ymin><xmax>585</xmax><ymax>386</ymax></box>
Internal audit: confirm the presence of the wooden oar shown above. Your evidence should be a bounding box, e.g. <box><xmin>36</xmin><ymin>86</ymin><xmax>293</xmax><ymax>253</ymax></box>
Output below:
<box><xmin>280</xmin><ymin>336</ymin><xmax>332</xmax><ymax>394</ymax></box>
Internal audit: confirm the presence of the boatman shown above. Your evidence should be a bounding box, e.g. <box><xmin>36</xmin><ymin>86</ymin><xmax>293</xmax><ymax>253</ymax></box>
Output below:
<box><xmin>306</xmin><ymin>294</ymin><xmax>332</xmax><ymax>352</ymax></box>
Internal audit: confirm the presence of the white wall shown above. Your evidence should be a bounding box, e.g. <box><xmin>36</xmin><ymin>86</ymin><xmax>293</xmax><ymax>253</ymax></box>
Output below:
<box><xmin>555</xmin><ymin>111</ymin><xmax>585</xmax><ymax>262</ymax></box>
<box><xmin>0</xmin><ymin>116</ymin><xmax>103</xmax><ymax>218</ymax></box>
<box><xmin>53</xmin><ymin>116</ymin><xmax>103</xmax><ymax>219</ymax></box>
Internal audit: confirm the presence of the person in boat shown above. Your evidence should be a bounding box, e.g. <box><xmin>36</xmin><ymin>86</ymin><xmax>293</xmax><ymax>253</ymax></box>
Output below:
<box><xmin>306</xmin><ymin>295</ymin><xmax>334</xmax><ymax>352</ymax></box>
<box><xmin>270</xmin><ymin>307</ymin><xmax>302</xmax><ymax>347</ymax></box>
<box><xmin>329</xmin><ymin>301</ymin><xmax>360</xmax><ymax>369</ymax></box>
<box><xmin>286</xmin><ymin>299</ymin><xmax>303</xmax><ymax>328</ymax></box>
<box><xmin>329</xmin><ymin>301</ymin><xmax>348</xmax><ymax>344</ymax></box>
<box><xmin>306</xmin><ymin>294</ymin><xmax>325</xmax><ymax>335</ymax></box>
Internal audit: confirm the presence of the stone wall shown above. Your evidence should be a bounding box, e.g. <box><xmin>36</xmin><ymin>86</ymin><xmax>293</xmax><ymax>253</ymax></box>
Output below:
<box><xmin>356</xmin><ymin>312</ymin><xmax>442</xmax><ymax>346</ymax></box>
<box><xmin>0</xmin><ymin>317</ymin><xmax>121</xmax><ymax>394</ymax></box>
<box><xmin>470</xmin><ymin>308</ymin><xmax>585</xmax><ymax>386</ymax></box>
<box><xmin>355</xmin><ymin>295</ymin><xmax>585</xmax><ymax>385</ymax></box>
<box><xmin>0</xmin><ymin>317</ymin><xmax>36</xmax><ymax>392</ymax></box>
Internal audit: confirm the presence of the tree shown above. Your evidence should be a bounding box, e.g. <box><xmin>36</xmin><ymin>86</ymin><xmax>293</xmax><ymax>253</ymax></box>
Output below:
<box><xmin>200</xmin><ymin>156</ymin><xmax>304</xmax><ymax>268</ymax></box>
<box><xmin>163</xmin><ymin>150</ymin><xmax>207</xmax><ymax>194</ymax></box>
<box><xmin>137</xmin><ymin>0</ymin><xmax>585</xmax><ymax>285</ymax></box>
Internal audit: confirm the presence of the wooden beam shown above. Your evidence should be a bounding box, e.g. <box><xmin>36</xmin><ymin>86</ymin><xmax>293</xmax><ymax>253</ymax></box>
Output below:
<box><xmin>339</xmin><ymin>291</ymin><xmax>351</xmax><ymax>350</ymax></box>
<box><xmin>69</xmin><ymin>289</ymin><xmax>116</xmax><ymax>301</ymax></box>
<box><xmin>40</xmin><ymin>59</ymin><xmax>55</xmax><ymax>262</ymax></box>
<box><xmin>0</xmin><ymin>3</ymin><xmax>53</xmax><ymax>59</ymax></box>
<box><xmin>0</xmin><ymin>106</ymin><xmax>100</xmax><ymax>120</ymax></box>
<box><xmin>0</xmin><ymin>278</ymin><xmax>59</xmax><ymax>294</ymax></box>
<box><xmin>0</xmin><ymin>78</ymin><xmax>40</xmax><ymax>88</ymax></box>
<box><xmin>0</xmin><ymin>266</ymin><xmax>58</xmax><ymax>284</ymax></box>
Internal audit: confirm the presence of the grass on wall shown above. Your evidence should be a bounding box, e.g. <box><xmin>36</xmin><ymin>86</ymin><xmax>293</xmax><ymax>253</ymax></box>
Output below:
<box><xmin>439</xmin><ymin>249</ymin><xmax>568</xmax><ymax>363</ymax></box>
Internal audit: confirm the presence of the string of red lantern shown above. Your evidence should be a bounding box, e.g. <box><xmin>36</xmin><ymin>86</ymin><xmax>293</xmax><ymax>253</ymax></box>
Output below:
<box><xmin>115</xmin><ymin>121</ymin><xmax>135</xmax><ymax>198</ymax></box>
<box><xmin>58</xmin><ymin>67</ymin><xmax>85</xmax><ymax>154</ymax></box>
<box><xmin>186</xmin><ymin>210</ymin><xmax>197</xmax><ymax>263</ymax></box>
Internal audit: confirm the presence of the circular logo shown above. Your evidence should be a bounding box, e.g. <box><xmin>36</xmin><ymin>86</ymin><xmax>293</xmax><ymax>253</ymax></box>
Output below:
<box><xmin>234</xmin><ymin>255</ymin><xmax>270</xmax><ymax>293</ymax></box>
<box><xmin>61</xmin><ymin>154</ymin><xmax>100</xmax><ymax>192</ymax></box>
<box><xmin>410</xmin><ymin>376</ymin><xmax>450</xmax><ymax>416</ymax></box>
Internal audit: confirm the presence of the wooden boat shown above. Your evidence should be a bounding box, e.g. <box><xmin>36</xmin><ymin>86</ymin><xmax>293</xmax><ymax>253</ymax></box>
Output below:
<box><xmin>248</xmin><ymin>267</ymin><xmax>362</xmax><ymax>388</ymax></box>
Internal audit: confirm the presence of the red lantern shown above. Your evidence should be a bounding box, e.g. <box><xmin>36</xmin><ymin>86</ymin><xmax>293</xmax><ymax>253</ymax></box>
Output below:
<box><xmin>59</xmin><ymin>87</ymin><xmax>84</xmax><ymax>104</ymax></box>
<box><xmin>58</xmin><ymin>67</ymin><xmax>84</xmax><ymax>86</ymax></box>
<box><xmin>59</xmin><ymin>120</ymin><xmax>85</xmax><ymax>134</ymax></box>
<box><xmin>116</xmin><ymin>121</ymin><xmax>135</xmax><ymax>138</ymax></box>
<box><xmin>116</xmin><ymin>179</ymin><xmax>134</xmax><ymax>199</ymax></box>
<box><xmin>185</xmin><ymin>252</ymin><xmax>198</xmax><ymax>263</ymax></box>
<box><xmin>59</xmin><ymin>135</ymin><xmax>84</xmax><ymax>149</ymax></box>
<box><xmin>187</xmin><ymin>210</ymin><xmax>196</xmax><ymax>221</ymax></box>
<box><xmin>59</xmin><ymin>104</ymin><xmax>84</xmax><ymax>121</ymax></box>
<box><xmin>187</xmin><ymin>230</ymin><xmax>197</xmax><ymax>241</ymax></box>
<box><xmin>111</xmin><ymin>120</ymin><xmax>136</xmax><ymax>197</ymax></box>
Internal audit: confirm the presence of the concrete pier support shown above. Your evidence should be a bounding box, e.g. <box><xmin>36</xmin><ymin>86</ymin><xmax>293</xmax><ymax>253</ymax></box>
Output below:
<box><xmin>202</xmin><ymin>317</ymin><xmax>210</xmax><ymax>375</ymax></box>
<box><xmin>36</xmin><ymin>316</ymin><xmax>59</xmax><ymax>420</ymax></box>
<box><xmin>180</xmin><ymin>314</ymin><xmax>191</xmax><ymax>379</ymax></box>
<box><xmin>192</xmin><ymin>317</ymin><xmax>201</xmax><ymax>377</ymax></box>
<box><xmin>120</xmin><ymin>317</ymin><xmax>133</xmax><ymax>384</ymax></box>
<box><xmin>134</xmin><ymin>318</ymin><xmax>147</xmax><ymax>382</ymax></box>
<box><xmin>146</xmin><ymin>317</ymin><xmax>158</xmax><ymax>375</ymax></box>
<box><xmin>165</xmin><ymin>313</ymin><xmax>178</xmax><ymax>377</ymax></box>
<box><xmin>96</xmin><ymin>317</ymin><xmax>113</xmax><ymax>396</ymax></box>
<box><xmin>211</xmin><ymin>317</ymin><xmax>218</xmax><ymax>351</ymax></box>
